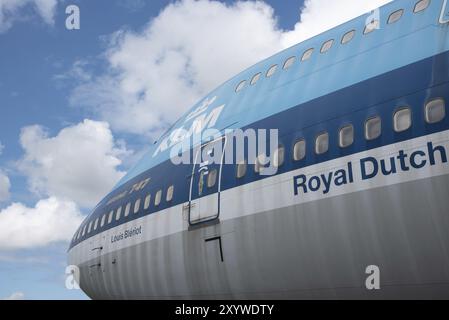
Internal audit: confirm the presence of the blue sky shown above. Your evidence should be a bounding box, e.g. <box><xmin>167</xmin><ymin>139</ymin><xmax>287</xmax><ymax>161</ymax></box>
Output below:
<box><xmin>0</xmin><ymin>0</ymin><xmax>390</xmax><ymax>300</ymax></box>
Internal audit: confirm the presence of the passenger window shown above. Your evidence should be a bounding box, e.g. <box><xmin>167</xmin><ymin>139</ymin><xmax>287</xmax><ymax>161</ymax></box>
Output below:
<box><xmin>283</xmin><ymin>56</ymin><xmax>296</xmax><ymax>70</ymax></box>
<box><xmin>266</xmin><ymin>64</ymin><xmax>278</xmax><ymax>77</ymax></box>
<box><xmin>108</xmin><ymin>210</ymin><xmax>114</xmax><ymax>224</ymax></box>
<box><xmin>82</xmin><ymin>225</ymin><xmax>87</xmax><ymax>237</ymax></box>
<box><xmin>414</xmin><ymin>0</ymin><xmax>430</xmax><ymax>13</ymax></box>
<box><xmin>394</xmin><ymin>108</ymin><xmax>412</xmax><ymax>132</ymax></box>
<box><xmin>166</xmin><ymin>185</ymin><xmax>174</xmax><ymax>202</ymax></box>
<box><xmin>93</xmin><ymin>218</ymin><xmax>99</xmax><ymax>231</ymax></box>
<box><xmin>320</xmin><ymin>40</ymin><xmax>334</xmax><ymax>53</ymax></box>
<box><xmin>293</xmin><ymin>139</ymin><xmax>306</xmax><ymax>161</ymax></box>
<box><xmin>134</xmin><ymin>199</ymin><xmax>141</xmax><ymax>214</ymax></box>
<box><xmin>144</xmin><ymin>194</ymin><xmax>151</xmax><ymax>210</ymax></box>
<box><xmin>341</xmin><ymin>30</ymin><xmax>355</xmax><ymax>44</ymax></box>
<box><xmin>208</xmin><ymin>169</ymin><xmax>218</xmax><ymax>188</ymax></box>
<box><xmin>301</xmin><ymin>48</ymin><xmax>314</xmax><ymax>61</ymax></box>
<box><xmin>364</xmin><ymin>19</ymin><xmax>379</xmax><ymax>34</ymax></box>
<box><xmin>88</xmin><ymin>221</ymin><xmax>93</xmax><ymax>233</ymax></box>
<box><xmin>235</xmin><ymin>80</ymin><xmax>246</xmax><ymax>93</ymax></box>
<box><xmin>250</xmin><ymin>73</ymin><xmax>261</xmax><ymax>85</ymax></box>
<box><xmin>425</xmin><ymin>99</ymin><xmax>445</xmax><ymax>124</ymax></box>
<box><xmin>255</xmin><ymin>154</ymin><xmax>267</xmax><ymax>173</ymax></box>
<box><xmin>365</xmin><ymin>116</ymin><xmax>382</xmax><ymax>140</ymax></box>
<box><xmin>155</xmin><ymin>190</ymin><xmax>162</xmax><ymax>206</ymax></box>
<box><xmin>124</xmin><ymin>203</ymin><xmax>131</xmax><ymax>217</ymax></box>
<box><xmin>315</xmin><ymin>132</ymin><xmax>329</xmax><ymax>155</ymax></box>
<box><xmin>100</xmin><ymin>214</ymin><xmax>106</xmax><ymax>227</ymax></box>
<box><xmin>273</xmin><ymin>145</ymin><xmax>285</xmax><ymax>168</ymax></box>
<box><xmin>236</xmin><ymin>160</ymin><xmax>247</xmax><ymax>179</ymax></box>
<box><xmin>339</xmin><ymin>125</ymin><xmax>354</xmax><ymax>148</ymax></box>
<box><xmin>388</xmin><ymin>9</ymin><xmax>404</xmax><ymax>24</ymax></box>
<box><xmin>115</xmin><ymin>206</ymin><xmax>122</xmax><ymax>221</ymax></box>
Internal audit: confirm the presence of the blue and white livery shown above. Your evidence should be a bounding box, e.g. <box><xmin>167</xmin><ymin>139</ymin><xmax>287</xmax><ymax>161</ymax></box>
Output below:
<box><xmin>69</xmin><ymin>0</ymin><xmax>449</xmax><ymax>299</ymax></box>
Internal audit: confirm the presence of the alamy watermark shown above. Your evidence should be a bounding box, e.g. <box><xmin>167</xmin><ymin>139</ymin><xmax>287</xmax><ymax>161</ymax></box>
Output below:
<box><xmin>65</xmin><ymin>265</ymin><xmax>80</xmax><ymax>290</ymax></box>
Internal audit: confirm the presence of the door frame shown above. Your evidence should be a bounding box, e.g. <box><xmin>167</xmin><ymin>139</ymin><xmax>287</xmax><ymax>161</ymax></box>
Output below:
<box><xmin>188</xmin><ymin>136</ymin><xmax>227</xmax><ymax>226</ymax></box>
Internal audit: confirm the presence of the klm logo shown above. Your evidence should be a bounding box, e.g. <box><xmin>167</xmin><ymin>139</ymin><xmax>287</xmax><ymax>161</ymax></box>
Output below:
<box><xmin>153</xmin><ymin>96</ymin><xmax>225</xmax><ymax>157</ymax></box>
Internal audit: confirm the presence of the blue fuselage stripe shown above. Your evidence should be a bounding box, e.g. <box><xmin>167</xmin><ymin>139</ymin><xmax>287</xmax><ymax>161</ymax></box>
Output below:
<box><xmin>70</xmin><ymin>49</ymin><xmax>449</xmax><ymax>249</ymax></box>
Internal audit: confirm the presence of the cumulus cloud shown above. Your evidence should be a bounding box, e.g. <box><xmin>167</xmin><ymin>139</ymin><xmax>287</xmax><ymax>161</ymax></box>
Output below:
<box><xmin>69</xmin><ymin>0</ymin><xmax>391</xmax><ymax>138</ymax></box>
<box><xmin>0</xmin><ymin>197</ymin><xmax>84</xmax><ymax>250</ymax></box>
<box><xmin>0</xmin><ymin>0</ymin><xmax>59</xmax><ymax>33</ymax></box>
<box><xmin>18</xmin><ymin>119</ymin><xmax>129</xmax><ymax>208</ymax></box>
<box><xmin>281</xmin><ymin>0</ymin><xmax>392</xmax><ymax>47</ymax></box>
<box><xmin>0</xmin><ymin>170</ymin><xmax>10</xmax><ymax>202</ymax></box>
<box><xmin>3</xmin><ymin>292</ymin><xmax>25</xmax><ymax>300</ymax></box>
<box><xmin>71</xmin><ymin>0</ymin><xmax>283</xmax><ymax>136</ymax></box>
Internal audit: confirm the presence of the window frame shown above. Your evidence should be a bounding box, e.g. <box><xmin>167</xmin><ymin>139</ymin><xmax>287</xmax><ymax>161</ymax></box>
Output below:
<box><xmin>108</xmin><ymin>210</ymin><xmax>114</xmax><ymax>224</ymax></box>
<box><xmin>293</xmin><ymin>139</ymin><xmax>306</xmax><ymax>161</ymax></box>
<box><xmin>250</xmin><ymin>72</ymin><xmax>262</xmax><ymax>85</ymax></box>
<box><xmin>235</xmin><ymin>80</ymin><xmax>247</xmax><ymax>93</ymax></box>
<box><xmin>266</xmin><ymin>64</ymin><xmax>278</xmax><ymax>78</ymax></box>
<box><xmin>273</xmin><ymin>145</ymin><xmax>285</xmax><ymax>168</ymax></box>
<box><xmin>115</xmin><ymin>206</ymin><xmax>122</xmax><ymax>221</ymax></box>
<box><xmin>124</xmin><ymin>202</ymin><xmax>131</xmax><ymax>217</ymax></box>
<box><xmin>155</xmin><ymin>190</ymin><xmax>162</xmax><ymax>207</ymax></box>
<box><xmin>93</xmin><ymin>218</ymin><xmax>99</xmax><ymax>231</ymax></box>
<box><xmin>425</xmin><ymin>98</ymin><xmax>446</xmax><ymax>124</ymax></box>
<box><xmin>134</xmin><ymin>199</ymin><xmax>141</xmax><ymax>214</ymax></box>
<box><xmin>393</xmin><ymin>107</ymin><xmax>413</xmax><ymax>133</ymax></box>
<box><xmin>320</xmin><ymin>39</ymin><xmax>334</xmax><ymax>53</ymax></box>
<box><xmin>100</xmin><ymin>214</ymin><xmax>106</xmax><ymax>228</ymax></box>
<box><xmin>388</xmin><ymin>9</ymin><xmax>404</xmax><ymax>24</ymax></box>
<box><xmin>207</xmin><ymin>169</ymin><xmax>218</xmax><ymax>188</ymax></box>
<box><xmin>341</xmin><ymin>30</ymin><xmax>356</xmax><ymax>44</ymax></box>
<box><xmin>301</xmin><ymin>48</ymin><xmax>314</xmax><ymax>61</ymax></box>
<box><xmin>315</xmin><ymin>132</ymin><xmax>329</xmax><ymax>155</ymax></box>
<box><xmin>339</xmin><ymin>124</ymin><xmax>355</xmax><ymax>148</ymax></box>
<box><xmin>414</xmin><ymin>0</ymin><xmax>430</xmax><ymax>13</ymax></box>
<box><xmin>144</xmin><ymin>194</ymin><xmax>151</xmax><ymax>210</ymax></box>
<box><xmin>236</xmin><ymin>160</ymin><xmax>247</xmax><ymax>179</ymax></box>
<box><xmin>283</xmin><ymin>56</ymin><xmax>296</xmax><ymax>70</ymax></box>
<box><xmin>365</xmin><ymin>116</ymin><xmax>382</xmax><ymax>141</ymax></box>
<box><xmin>166</xmin><ymin>185</ymin><xmax>174</xmax><ymax>202</ymax></box>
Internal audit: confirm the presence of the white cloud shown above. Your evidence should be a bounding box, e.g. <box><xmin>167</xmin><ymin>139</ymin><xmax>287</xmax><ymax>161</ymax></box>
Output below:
<box><xmin>0</xmin><ymin>0</ymin><xmax>58</xmax><ymax>33</ymax></box>
<box><xmin>70</xmin><ymin>0</ymin><xmax>391</xmax><ymax>138</ymax></box>
<box><xmin>18</xmin><ymin>119</ymin><xmax>129</xmax><ymax>208</ymax></box>
<box><xmin>0</xmin><ymin>197</ymin><xmax>84</xmax><ymax>250</ymax></box>
<box><xmin>281</xmin><ymin>0</ymin><xmax>392</xmax><ymax>47</ymax></box>
<box><xmin>0</xmin><ymin>170</ymin><xmax>10</xmax><ymax>203</ymax></box>
<box><xmin>3</xmin><ymin>292</ymin><xmax>25</xmax><ymax>300</ymax></box>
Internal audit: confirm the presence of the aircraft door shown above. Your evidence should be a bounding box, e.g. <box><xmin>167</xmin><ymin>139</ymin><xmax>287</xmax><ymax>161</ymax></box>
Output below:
<box><xmin>188</xmin><ymin>137</ymin><xmax>226</xmax><ymax>225</ymax></box>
